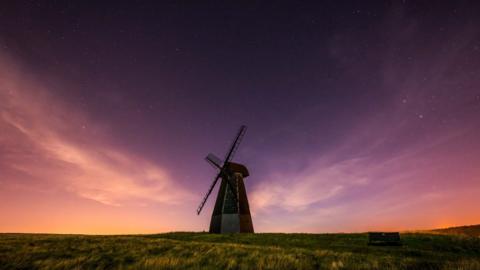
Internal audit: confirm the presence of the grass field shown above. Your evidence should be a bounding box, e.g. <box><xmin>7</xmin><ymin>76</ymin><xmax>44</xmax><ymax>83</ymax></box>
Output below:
<box><xmin>1</xmin><ymin>232</ymin><xmax>479</xmax><ymax>269</ymax></box>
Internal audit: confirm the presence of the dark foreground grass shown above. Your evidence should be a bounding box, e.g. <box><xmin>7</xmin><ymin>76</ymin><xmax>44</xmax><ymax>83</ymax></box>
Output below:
<box><xmin>1</xmin><ymin>232</ymin><xmax>479</xmax><ymax>269</ymax></box>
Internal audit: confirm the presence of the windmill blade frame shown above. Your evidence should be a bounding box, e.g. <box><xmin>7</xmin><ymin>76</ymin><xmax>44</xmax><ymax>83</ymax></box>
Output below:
<box><xmin>223</xmin><ymin>125</ymin><xmax>247</xmax><ymax>167</ymax></box>
<box><xmin>196</xmin><ymin>173</ymin><xmax>222</xmax><ymax>215</ymax></box>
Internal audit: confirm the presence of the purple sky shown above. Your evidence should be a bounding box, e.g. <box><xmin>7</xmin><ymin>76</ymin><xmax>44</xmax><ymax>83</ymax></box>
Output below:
<box><xmin>1</xmin><ymin>1</ymin><xmax>480</xmax><ymax>233</ymax></box>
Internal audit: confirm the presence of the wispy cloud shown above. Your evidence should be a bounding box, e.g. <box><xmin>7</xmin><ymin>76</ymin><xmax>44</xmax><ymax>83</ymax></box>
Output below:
<box><xmin>249</xmin><ymin>6</ymin><xmax>480</xmax><ymax>232</ymax></box>
<box><xmin>0</xmin><ymin>52</ymin><xmax>194</xmax><ymax>207</ymax></box>
<box><xmin>251</xmin><ymin>157</ymin><xmax>366</xmax><ymax>212</ymax></box>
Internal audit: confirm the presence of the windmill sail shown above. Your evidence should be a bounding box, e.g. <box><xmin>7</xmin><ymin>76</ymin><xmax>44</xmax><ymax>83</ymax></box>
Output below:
<box><xmin>205</xmin><ymin>153</ymin><xmax>222</xmax><ymax>169</ymax></box>
<box><xmin>223</xmin><ymin>125</ymin><xmax>247</xmax><ymax>166</ymax></box>
<box><xmin>197</xmin><ymin>173</ymin><xmax>221</xmax><ymax>215</ymax></box>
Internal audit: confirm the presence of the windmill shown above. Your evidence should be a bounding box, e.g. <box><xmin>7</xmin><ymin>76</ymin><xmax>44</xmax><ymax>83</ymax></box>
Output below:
<box><xmin>196</xmin><ymin>125</ymin><xmax>254</xmax><ymax>233</ymax></box>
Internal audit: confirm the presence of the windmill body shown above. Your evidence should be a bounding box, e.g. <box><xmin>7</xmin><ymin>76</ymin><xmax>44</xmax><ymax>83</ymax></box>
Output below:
<box><xmin>197</xmin><ymin>126</ymin><xmax>254</xmax><ymax>233</ymax></box>
<box><xmin>210</xmin><ymin>162</ymin><xmax>254</xmax><ymax>233</ymax></box>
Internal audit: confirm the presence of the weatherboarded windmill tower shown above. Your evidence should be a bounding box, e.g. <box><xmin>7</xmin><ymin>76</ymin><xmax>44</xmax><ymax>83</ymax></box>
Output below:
<box><xmin>196</xmin><ymin>125</ymin><xmax>254</xmax><ymax>233</ymax></box>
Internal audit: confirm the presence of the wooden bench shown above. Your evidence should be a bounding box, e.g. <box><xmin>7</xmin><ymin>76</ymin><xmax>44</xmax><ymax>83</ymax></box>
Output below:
<box><xmin>368</xmin><ymin>232</ymin><xmax>402</xmax><ymax>246</ymax></box>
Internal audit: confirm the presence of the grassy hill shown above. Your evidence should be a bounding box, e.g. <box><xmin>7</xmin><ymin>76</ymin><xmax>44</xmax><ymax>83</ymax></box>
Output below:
<box><xmin>1</xmin><ymin>232</ymin><xmax>480</xmax><ymax>269</ymax></box>
<box><xmin>429</xmin><ymin>224</ymin><xmax>480</xmax><ymax>237</ymax></box>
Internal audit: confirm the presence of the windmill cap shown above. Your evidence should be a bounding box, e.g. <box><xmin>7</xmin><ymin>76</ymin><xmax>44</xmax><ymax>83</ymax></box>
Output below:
<box><xmin>227</xmin><ymin>162</ymin><xmax>249</xmax><ymax>177</ymax></box>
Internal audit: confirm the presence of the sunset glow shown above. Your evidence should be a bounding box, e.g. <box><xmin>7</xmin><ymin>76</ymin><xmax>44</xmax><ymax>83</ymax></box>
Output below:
<box><xmin>1</xmin><ymin>2</ymin><xmax>479</xmax><ymax>234</ymax></box>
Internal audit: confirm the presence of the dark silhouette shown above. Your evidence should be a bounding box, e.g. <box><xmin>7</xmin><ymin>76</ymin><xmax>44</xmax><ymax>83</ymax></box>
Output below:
<box><xmin>368</xmin><ymin>232</ymin><xmax>402</xmax><ymax>246</ymax></box>
<box><xmin>197</xmin><ymin>125</ymin><xmax>254</xmax><ymax>233</ymax></box>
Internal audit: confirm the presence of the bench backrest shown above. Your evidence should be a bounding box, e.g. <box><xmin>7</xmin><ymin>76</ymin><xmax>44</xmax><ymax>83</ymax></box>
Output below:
<box><xmin>368</xmin><ymin>232</ymin><xmax>401</xmax><ymax>245</ymax></box>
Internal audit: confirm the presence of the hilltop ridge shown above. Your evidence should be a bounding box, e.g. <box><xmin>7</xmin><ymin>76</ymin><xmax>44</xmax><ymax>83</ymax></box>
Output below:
<box><xmin>429</xmin><ymin>224</ymin><xmax>480</xmax><ymax>237</ymax></box>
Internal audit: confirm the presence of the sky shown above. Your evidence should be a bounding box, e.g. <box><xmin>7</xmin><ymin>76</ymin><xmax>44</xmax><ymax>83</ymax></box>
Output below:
<box><xmin>1</xmin><ymin>1</ymin><xmax>480</xmax><ymax>234</ymax></box>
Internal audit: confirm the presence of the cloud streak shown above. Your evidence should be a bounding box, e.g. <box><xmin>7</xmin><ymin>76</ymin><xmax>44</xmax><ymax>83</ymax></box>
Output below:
<box><xmin>249</xmin><ymin>6</ymin><xmax>480</xmax><ymax>232</ymax></box>
<box><xmin>0</xmin><ymin>52</ymin><xmax>194</xmax><ymax>207</ymax></box>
